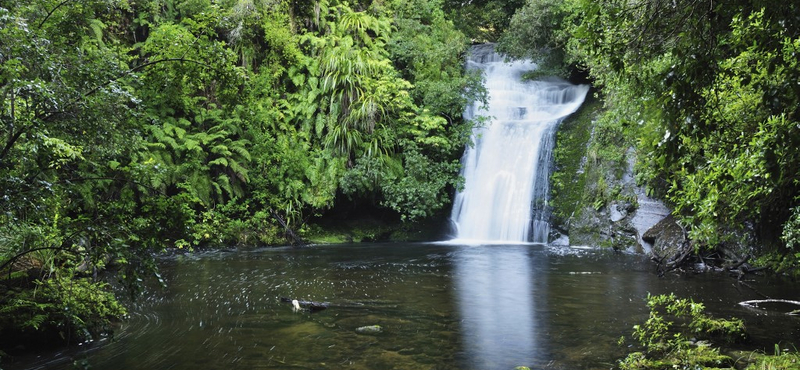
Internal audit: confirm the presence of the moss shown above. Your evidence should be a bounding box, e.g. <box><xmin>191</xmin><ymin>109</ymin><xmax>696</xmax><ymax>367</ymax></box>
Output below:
<box><xmin>550</xmin><ymin>95</ymin><xmax>602</xmax><ymax>228</ymax></box>
<box><xmin>551</xmin><ymin>89</ymin><xmax>648</xmax><ymax>249</ymax></box>
<box><xmin>301</xmin><ymin>221</ymin><xmax>390</xmax><ymax>244</ymax></box>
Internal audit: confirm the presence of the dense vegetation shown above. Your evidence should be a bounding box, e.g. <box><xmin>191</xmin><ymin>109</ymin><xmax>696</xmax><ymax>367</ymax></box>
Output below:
<box><xmin>499</xmin><ymin>0</ymin><xmax>800</xmax><ymax>270</ymax></box>
<box><xmin>619</xmin><ymin>294</ymin><xmax>800</xmax><ymax>370</ymax></box>
<box><xmin>0</xmin><ymin>0</ymin><xmax>482</xmax><ymax>352</ymax></box>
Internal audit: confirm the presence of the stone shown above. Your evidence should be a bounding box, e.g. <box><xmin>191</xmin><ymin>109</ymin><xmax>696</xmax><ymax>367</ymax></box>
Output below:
<box><xmin>355</xmin><ymin>325</ymin><xmax>383</xmax><ymax>335</ymax></box>
<box><xmin>642</xmin><ymin>214</ymin><xmax>676</xmax><ymax>243</ymax></box>
<box><xmin>641</xmin><ymin>215</ymin><xmax>685</xmax><ymax>258</ymax></box>
<box><xmin>609</xmin><ymin>203</ymin><xmax>626</xmax><ymax>222</ymax></box>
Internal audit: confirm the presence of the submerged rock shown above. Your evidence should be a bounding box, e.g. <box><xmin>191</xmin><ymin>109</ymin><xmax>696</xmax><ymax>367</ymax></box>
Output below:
<box><xmin>355</xmin><ymin>325</ymin><xmax>383</xmax><ymax>335</ymax></box>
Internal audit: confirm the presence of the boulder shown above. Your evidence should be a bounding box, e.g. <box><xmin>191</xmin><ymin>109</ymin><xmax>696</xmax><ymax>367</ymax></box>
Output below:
<box><xmin>642</xmin><ymin>215</ymin><xmax>685</xmax><ymax>258</ymax></box>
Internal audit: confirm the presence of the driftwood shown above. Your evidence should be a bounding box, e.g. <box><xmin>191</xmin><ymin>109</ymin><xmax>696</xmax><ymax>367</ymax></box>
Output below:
<box><xmin>280</xmin><ymin>297</ymin><xmax>328</xmax><ymax>312</ymax></box>
<box><xmin>738</xmin><ymin>299</ymin><xmax>800</xmax><ymax>315</ymax></box>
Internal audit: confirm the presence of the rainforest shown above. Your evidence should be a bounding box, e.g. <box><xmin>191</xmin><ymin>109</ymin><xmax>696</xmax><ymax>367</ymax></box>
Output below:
<box><xmin>1</xmin><ymin>0</ymin><xmax>799</xmax><ymax>369</ymax></box>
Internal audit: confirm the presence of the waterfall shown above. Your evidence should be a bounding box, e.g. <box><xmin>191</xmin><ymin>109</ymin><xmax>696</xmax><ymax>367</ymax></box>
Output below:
<box><xmin>450</xmin><ymin>44</ymin><xmax>590</xmax><ymax>244</ymax></box>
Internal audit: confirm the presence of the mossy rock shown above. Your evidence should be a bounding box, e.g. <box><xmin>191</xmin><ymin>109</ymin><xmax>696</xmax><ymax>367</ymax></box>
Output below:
<box><xmin>642</xmin><ymin>214</ymin><xmax>685</xmax><ymax>258</ymax></box>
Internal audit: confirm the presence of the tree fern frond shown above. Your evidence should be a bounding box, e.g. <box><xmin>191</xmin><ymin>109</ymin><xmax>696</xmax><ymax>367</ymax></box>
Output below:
<box><xmin>230</xmin><ymin>144</ymin><xmax>251</xmax><ymax>161</ymax></box>
<box><xmin>208</xmin><ymin>157</ymin><xmax>229</xmax><ymax>167</ymax></box>
<box><xmin>183</xmin><ymin>138</ymin><xmax>202</xmax><ymax>154</ymax></box>
<box><xmin>88</xmin><ymin>18</ymin><xmax>105</xmax><ymax>45</ymax></box>
<box><xmin>216</xmin><ymin>174</ymin><xmax>233</xmax><ymax>198</ymax></box>
<box><xmin>228</xmin><ymin>160</ymin><xmax>249</xmax><ymax>182</ymax></box>
<box><xmin>210</xmin><ymin>144</ymin><xmax>231</xmax><ymax>156</ymax></box>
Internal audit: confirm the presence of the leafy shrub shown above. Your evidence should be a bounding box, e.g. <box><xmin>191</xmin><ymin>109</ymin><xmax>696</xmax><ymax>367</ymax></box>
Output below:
<box><xmin>619</xmin><ymin>293</ymin><xmax>745</xmax><ymax>370</ymax></box>
<box><xmin>0</xmin><ymin>276</ymin><xmax>126</xmax><ymax>347</ymax></box>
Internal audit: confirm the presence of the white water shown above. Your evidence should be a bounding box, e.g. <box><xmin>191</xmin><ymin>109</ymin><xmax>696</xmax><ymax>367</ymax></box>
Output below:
<box><xmin>450</xmin><ymin>45</ymin><xmax>590</xmax><ymax>244</ymax></box>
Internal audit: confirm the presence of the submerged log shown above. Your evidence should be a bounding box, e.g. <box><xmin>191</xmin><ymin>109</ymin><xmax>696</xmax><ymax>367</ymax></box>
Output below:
<box><xmin>280</xmin><ymin>297</ymin><xmax>328</xmax><ymax>312</ymax></box>
<box><xmin>738</xmin><ymin>299</ymin><xmax>800</xmax><ymax>315</ymax></box>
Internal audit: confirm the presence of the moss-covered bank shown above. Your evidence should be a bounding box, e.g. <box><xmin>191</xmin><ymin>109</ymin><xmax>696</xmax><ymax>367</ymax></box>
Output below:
<box><xmin>301</xmin><ymin>205</ymin><xmax>452</xmax><ymax>245</ymax></box>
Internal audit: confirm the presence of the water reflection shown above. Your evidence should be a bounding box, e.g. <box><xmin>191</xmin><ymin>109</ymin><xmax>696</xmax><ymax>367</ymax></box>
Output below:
<box><xmin>453</xmin><ymin>245</ymin><xmax>546</xmax><ymax>369</ymax></box>
<box><xmin>5</xmin><ymin>243</ymin><xmax>800</xmax><ymax>370</ymax></box>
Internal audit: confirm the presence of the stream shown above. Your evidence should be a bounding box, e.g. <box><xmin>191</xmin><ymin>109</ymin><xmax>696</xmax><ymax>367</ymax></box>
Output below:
<box><xmin>10</xmin><ymin>243</ymin><xmax>800</xmax><ymax>370</ymax></box>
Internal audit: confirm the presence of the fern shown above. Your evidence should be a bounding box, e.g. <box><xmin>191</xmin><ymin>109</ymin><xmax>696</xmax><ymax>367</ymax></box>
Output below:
<box><xmin>183</xmin><ymin>138</ymin><xmax>202</xmax><ymax>154</ymax></box>
<box><xmin>216</xmin><ymin>174</ymin><xmax>233</xmax><ymax>199</ymax></box>
<box><xmin>208</xmin><ymin>157</ymin><xmax>229</xmax><ymax>167</ymax></box>
<box><xmin>210</xmin><ymin>144</ymin><xmax>231</xmax><ymax>156</ymax></box>
<box><xmin>88</xmin><ymin>18</ymin><xmax>105</xmax><ymax>45</ymax></box>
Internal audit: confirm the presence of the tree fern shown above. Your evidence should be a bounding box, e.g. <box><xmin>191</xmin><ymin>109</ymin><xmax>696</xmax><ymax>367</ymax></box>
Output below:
<box><xmin>88</xmin><ymin>18</ymin><xmax>106</xmax><ymax>45</ymax></box>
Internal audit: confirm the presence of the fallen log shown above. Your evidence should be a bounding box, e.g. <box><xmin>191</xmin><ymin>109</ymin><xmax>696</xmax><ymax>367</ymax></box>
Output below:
<box><xmin>738</xmin><ymin>299</ymin><xmax>800</xmax><ymax>315</ymax></box>
<box><xmin>280</xmin><ymin>297</ymin><xmax>328</xmax><ymax>312</ymax></box>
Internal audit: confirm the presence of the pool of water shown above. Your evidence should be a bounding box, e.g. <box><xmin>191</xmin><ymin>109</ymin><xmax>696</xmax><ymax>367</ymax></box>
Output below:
<box><xmin>8</xmin><ymin>243</ymin><xmax>800</xmax><ymax>369</ymax></box>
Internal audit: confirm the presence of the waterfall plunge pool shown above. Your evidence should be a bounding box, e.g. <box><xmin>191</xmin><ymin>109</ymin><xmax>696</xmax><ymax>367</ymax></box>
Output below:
<box><xmin>10</xmin><ymin>243</ymin><xmax>800</xmax><ymax>370</ymax></box>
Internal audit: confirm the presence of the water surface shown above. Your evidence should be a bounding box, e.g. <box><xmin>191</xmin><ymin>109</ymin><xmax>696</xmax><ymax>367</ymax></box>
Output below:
<box><xmin>10</xmin><ymin>243</ymin><xmax>800</xmax><ymax>370</ymax></box>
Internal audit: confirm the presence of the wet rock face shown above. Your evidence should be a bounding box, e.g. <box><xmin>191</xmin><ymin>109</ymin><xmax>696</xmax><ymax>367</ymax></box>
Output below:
<box><xmin>565</xmin><ymin>202</ymin><xmax>639</xmax><ymax>251</ymax></box>
<box><xmin>610</xmin><ymin>204</ymin><xmax>627</xmax><ymax>222</ymax></box>
<box><xmin>630</xmin><ymin>189</ymin><xmax>672</xmax><ymax>254</ymax></box>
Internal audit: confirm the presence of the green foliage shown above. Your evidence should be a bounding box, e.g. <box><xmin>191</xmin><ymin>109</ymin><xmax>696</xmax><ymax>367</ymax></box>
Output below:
<box><xmin>745</xmin><ymin>349</ymin><xmax>800</xmax><ymax>370</ymax></box>
<box><xmin>0</xmin><ymin>275</ymin><xmax>126</xmax><ymax>345</ymax></box>
<box><xmin>387</xmin><ymin>0</ymin><xmax>483</xmax><ymax>120</ymax></box>
<box><xmin>619</xmin><ymin>294</ymin><xmax>745</xmax><ymax>370</ymax></box>
<box><xmin>379</xmin><ymin>142</ymin><xmax>463</xmax><ymax>221</ymax></box>
<box><xmin>499</xmin><ymin>0</ymin><xmax>800</xmax><ymax>256</ymax></box>
<box><xmin>272</xmin><ymin>0</ymin><xmax>477</xmax><ymax>223</ymax></box>
<box><xmin>441</xmin><ymin>0</ymin><xmax>525</xmax><ymax>42</ymax></box>
<box><xmin>777</xmin><ymin>207</ymin><xmax>800</xmax><ymax>274</ymax></box>
<box><xmin>1</xmin><ymin>0</ymin><xmax>479</xmax><ymax>352</ymax></box>
<box><xmin>496</xmin><ymin>0</ymin><xmax>569</xmax><ymax>68</ymax></box>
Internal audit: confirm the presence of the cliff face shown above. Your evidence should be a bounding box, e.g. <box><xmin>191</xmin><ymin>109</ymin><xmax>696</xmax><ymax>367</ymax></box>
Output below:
<box><xmin>549</xmin><ymin>95</ymin><xmax>672</xmax><ymax>254</ymax></box>
<box><xmin>550</xmin><ymin>95</ymin><xmax>760</xmax><ymax>266</ymax></box>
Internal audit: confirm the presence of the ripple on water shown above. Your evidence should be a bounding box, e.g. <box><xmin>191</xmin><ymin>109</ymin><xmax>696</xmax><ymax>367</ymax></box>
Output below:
<box><xmin>7</xmin><ymin>243</ymin><xmax>800</xmax><ymax>370</ymax></box>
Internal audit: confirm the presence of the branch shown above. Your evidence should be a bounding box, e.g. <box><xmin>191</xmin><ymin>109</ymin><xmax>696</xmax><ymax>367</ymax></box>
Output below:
<box><xmin>0</xmin><ymin>128</ymin><xmax>25</xmax><ymax>167</ymax></box>
<box><xmin>270</xmin><ymin>209</ymin><xmax>306</xmax><ymax>247</ymax></box>
<box><xmin>0</xmin><ymin>246</ymin><xmax>70</xmax><ymax>276</ymax></box>
<box><xmin>37</xmin><ymin>0</ymin><xmax>75</xmax><ymax>30</ymax></box>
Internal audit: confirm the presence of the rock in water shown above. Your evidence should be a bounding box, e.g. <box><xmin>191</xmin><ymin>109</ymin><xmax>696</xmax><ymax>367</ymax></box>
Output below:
<box><xmin>355</xmin><ymin>325</ymin><xmax>383</xmax><ymax>335</ymax></box>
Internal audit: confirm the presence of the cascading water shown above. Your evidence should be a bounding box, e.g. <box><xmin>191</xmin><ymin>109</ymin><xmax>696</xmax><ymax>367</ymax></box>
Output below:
<box><xmin>450</xmin><ymin>44</ymin><xmax>590</xmax><ymax>243</ymax></box>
